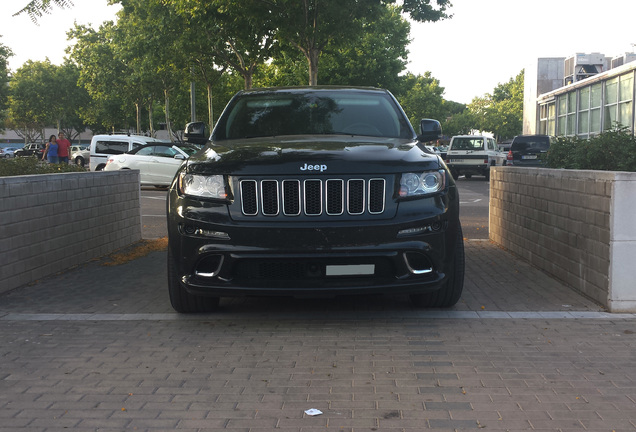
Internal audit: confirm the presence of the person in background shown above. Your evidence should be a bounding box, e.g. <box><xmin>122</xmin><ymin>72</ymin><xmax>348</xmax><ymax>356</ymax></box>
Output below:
<box><xmin>42</xmin><ymin>135</ymin><xmax>59</xmax><ymax>164</ymax></box>
<box><xmin>56</xmin><ymin>132</ymin><xmax>71</xmax><ymax>164</ymax></box>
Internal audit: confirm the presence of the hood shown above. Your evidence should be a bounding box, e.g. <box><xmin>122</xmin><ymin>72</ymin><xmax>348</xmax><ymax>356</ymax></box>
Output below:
<box><xmin>186</xmin><ymin>136</ymin><xmax>442</xmax><ymax>176</ymax></box>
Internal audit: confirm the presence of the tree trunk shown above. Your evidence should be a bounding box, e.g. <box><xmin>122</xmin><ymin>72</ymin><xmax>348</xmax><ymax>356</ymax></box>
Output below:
<box><xmin>308</xmin><ymin>48</ymin><xmax>320</xmax><ymax>86</ymax></box>
<box><xmin>135</xmin><ymin>102</ymin><xmax>141</xmax><ymax>134</ymax></box>
<box><xmin>148</xmin><ymin>101</ymin><xmax>155</xmax><ymax>137</ymax></box>
<box><xmin>164</xmin><ymin>89</ymin><xmax>173</xmax><ymax>142</ymax></box>
<box><xmin>207</xmin><ymin>83</ymin><xmax>214</xmax><ymax>131</ymax></box>
<box><xmin>243</xmin><ymin>72</ymin><xmax>253</xmax><ymax>90</ymax></box>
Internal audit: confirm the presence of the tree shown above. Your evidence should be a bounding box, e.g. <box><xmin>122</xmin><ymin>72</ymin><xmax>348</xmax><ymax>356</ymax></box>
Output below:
<box><xmin>67</xmin><ymin>22</ymin><xmax>136</xmax><ymax>132</ymax></box>
<box><xmin>5</xmin><ymin>60</ymin><xmax>88</xmax><ymax>142</ymax></box>
<box><xmin>271</xmin><ymin>0</ymin><xmax>451</xmax><ymax>86</ymax></box>
<box><xmin>115</xmin><ymin>0</ymin><xmax>192</xmax><ymax>139</ymax></box>
<box><xmin>442</xmin><ymin>110</ymin><xmax>475</xmax><ymax>136</ymax></box>
<box><xmin>468</xmin><ymin>70</ymin><xmax>524</xmax><ymax>140</ymax></box>
<box><xmin>258</xmin><ymin>5</ymin><xmax>410</xmax><ymax>91</ymax></box>
<box><xmin>319</xmin><ymin>5</ymin><xmax>410</xmax><ymax>91</ymax></box>
<box><xmin>12</xmin><ymin>0</ymin><xmax>73</xmax><ymax>21</ymax></box>
<box><xmin>395</xmin><ymin>72</ymin><xmax>447</xmax><ymax>130</ymax></box>
<box><xmin>168</xmin><ymin>0</ymin><xmax>277</xmax><ymax>90</ymax></box>
<box><xmin>0</xmin><ymin>39</ymin><xmax>13</xmax><ymax>130</ymax></box>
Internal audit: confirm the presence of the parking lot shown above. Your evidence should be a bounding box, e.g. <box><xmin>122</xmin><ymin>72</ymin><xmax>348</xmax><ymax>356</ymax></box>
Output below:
<box><xmin>0</xmin><ymin>179</ymin><xmax>635</xmax><ymax>431</ymax></box>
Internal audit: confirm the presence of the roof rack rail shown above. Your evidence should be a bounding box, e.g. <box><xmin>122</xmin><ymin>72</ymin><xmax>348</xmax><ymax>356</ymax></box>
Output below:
<box><xmin>106</xmin><ymin>131</ymin><xmax>151</xmax><ymax>137</ymax></box>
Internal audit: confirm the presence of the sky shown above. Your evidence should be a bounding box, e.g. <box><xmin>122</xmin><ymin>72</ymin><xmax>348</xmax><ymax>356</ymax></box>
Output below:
<box><xmin>2</xmin><ymin>0</ymin><xmax>636</xmax><ymax>105</ymax></box>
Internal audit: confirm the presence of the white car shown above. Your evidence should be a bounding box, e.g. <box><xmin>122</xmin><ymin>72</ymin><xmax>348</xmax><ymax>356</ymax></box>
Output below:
<box><xmin>445</xmin><ymin>135</ymin><xmax>506</xmax><ymax>180</ymax></box>
<box><xmin>70</xmin><ymin>145</ymin><xmax>90</xmax><ymax>166</ymax></box>
<box><xmin>90</xmin><ymin>134</ymin><xmax>165</xmax><ymax>171</ymax></box>
<box><xmin>104</xmin><ymin>143</ymin><xmax>199</xmax><ymax>187</ymax></box>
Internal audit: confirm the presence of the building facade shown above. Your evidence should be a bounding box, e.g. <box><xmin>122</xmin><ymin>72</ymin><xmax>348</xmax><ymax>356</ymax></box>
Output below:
<box><xmin>524</xmin><ymin>53</ymin><xmax>636</xmax><ymax>138</ymax></box>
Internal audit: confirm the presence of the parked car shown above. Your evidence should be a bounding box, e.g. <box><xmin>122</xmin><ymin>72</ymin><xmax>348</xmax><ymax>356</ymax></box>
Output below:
<box><xmin>498</xmin><ymin>140</ymin><xmax>512</xmax><ymax>153</ymax></box>
<box><xmin>445</xmin><ymin>135</ymin><xmax>506</xmax><ymax>180</ymax></box>
<box><xmin>166</xmin><ymin>86</ymin><xmax>464</xmax><ymax>313</ymax></box>
<box><xmin>70</xmin><ymin>145</ymin><xmax>90</xmax><ymax>167</ymax></box>
<box><xmin>0</xmin><ymin>146</ymin><xmax>19</xmax><ymax>158</ymax></box>
<box><xmin>507</xmin><ymin>135</ymin><xmax>553</xmax><ymax>167</ymax></box>
<box><xmin>90</xmin><ymin>134</ymin><xmax>165</xmax><ymax>171</ymax></box>
<box><xmin>14</xmin><ymin>143</ymin><xmax>46</xmax><ymax>158</ymax></box>
<box><xmin>104</xmin><ymin>143</ymin><xmax>199</xmax><ymax>187</ymax></box>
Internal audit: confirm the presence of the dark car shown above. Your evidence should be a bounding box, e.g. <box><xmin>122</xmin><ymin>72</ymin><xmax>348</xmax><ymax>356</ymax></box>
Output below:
<box><xmin>507</xmin><ymin>135</ymin><xmax>553</xmax><ymax>166</ymax></box>
<box><xmin>14</xmin><ymin>143</ymin><xmax>46</xmax><ymax>158</ymax></box>
<box><xmin>166</xmin><ymin>86</ymin><xmax>464</xmax><ymax>313</ymax></box>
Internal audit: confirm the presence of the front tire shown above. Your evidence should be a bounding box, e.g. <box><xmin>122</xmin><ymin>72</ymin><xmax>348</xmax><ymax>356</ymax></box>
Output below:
<box><xmin>168</xmin><ymin>248</ymin><xmax>220</xmax><ymax>313</ymax></box>
<box><xmin>410</xmin><ymin>224</ymin><xmax>465</xmax><ymax>308</ymax></box>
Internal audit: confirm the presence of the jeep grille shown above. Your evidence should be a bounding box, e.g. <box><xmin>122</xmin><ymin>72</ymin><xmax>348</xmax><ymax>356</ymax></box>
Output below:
<box><xmin>240</xmin><ymin>178</ymin><xmax>386</xmax><ymax>217</ymax></box>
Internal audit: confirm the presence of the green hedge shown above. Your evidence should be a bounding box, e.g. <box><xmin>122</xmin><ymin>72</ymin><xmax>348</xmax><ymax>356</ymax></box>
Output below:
<box><xmin>547</xmin><ymin>129</ymin><xmax>636</xmax><ymax>172</ymax></box>
<box><xmin>0</xmin><ymin>157</ymin><xmax>87</xmax><ymax>177</ymax></box>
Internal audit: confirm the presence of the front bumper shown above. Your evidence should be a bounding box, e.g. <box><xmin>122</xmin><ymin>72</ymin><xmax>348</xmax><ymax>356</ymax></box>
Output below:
<box><xmin>447</xmin><ymin>163</ymin><xmax>488</xmax><ymax>175</ymax></box>
<box><xmin>168</xmin><ymin>187</ymin><xmax>460</xmax><ymax>298</ymax></box>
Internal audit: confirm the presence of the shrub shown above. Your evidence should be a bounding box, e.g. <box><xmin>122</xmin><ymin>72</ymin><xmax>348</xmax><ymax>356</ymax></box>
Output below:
<box><xmin>546</xmin><ymin>128</ymin><xmax>636</xmax><ymax>172</ymax></box>
<box><xmin>0</xmin><ymin>157</ymin><xmax>87</xmax><ymax>177</ymax></box>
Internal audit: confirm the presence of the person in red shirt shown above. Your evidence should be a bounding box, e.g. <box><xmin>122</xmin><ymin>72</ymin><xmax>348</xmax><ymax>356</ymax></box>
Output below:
<box><xmin>56</xmin><ymin>132</ymin><xmax>72</xmax><ymax>164</ymax></box>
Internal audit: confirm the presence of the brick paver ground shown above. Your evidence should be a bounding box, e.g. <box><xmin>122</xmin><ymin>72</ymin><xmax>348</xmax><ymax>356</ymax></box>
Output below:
<box><xmin>1</xmin><ymin>240</ymin><xmax>634</xmax><ymax>432</ymax></box>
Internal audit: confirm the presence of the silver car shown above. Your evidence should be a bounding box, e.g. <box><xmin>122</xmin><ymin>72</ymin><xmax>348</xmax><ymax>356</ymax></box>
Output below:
<box><xmin>71</xmin><ymin>145</ymin><xmax>90</xmax><ymax>166</ymax></box>
<box><xmin>0</xmin><ymin>147</ymin><xmax>19</xmax><ymax>158</ymax></box>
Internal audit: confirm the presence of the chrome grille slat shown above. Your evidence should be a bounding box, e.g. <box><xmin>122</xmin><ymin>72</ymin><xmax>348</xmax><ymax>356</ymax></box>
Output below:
<box><xmin>240</xmin><ymin>178</ymin><xmax>386</xmax><ymax>217</ymax></box>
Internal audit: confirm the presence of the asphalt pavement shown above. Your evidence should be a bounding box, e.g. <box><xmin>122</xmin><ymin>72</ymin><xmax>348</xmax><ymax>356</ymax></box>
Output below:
<box><xmin>1</xmin><ymin>182</ymin><xmax>635</xmax><ymax>431</ymax></box>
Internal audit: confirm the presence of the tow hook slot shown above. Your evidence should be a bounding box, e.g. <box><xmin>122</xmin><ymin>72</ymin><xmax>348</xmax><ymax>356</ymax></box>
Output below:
<box><xmin>403</xmin><ymin>252</ymin><xmax>433</xmax><ymax>275</ymax></box>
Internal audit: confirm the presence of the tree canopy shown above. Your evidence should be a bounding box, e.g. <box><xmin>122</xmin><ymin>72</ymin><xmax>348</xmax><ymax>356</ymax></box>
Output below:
<box><xmin>5</xmin><ymin>59</ymin><xmax>88</xmax><ymax>142</ymax></box>
<box><xmin>12</xmin><ymin>0</ymin><xmax>74</xmax><ymax>21</ymax></box>
<box><xmin>5</xmin><ymin>0</ymin><xmax>478</xmax><ymax>139</ymax></box>
<box><xmin>468</xmin><ymin>70</ymin><xmax>524</xmax><ymax>140</ymax></box>
<box><xmin>0</xmin><ymin>39</ymin><xmax>13</xmax><ymax>126</ymax></box>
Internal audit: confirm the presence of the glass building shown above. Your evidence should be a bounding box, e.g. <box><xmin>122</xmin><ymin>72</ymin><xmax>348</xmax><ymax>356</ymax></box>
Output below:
<box><xmin>525</xmin><ymin>56</ymin><xmax>636</xmax><ymax>138</ymax></box>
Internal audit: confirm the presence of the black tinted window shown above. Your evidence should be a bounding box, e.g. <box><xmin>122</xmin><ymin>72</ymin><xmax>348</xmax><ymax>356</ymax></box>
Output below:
<box><xmin>95</xmin><ymin>140</ymin><xmax>129</xmax><ymax>155</ymax></box>
<box><xmin>214</xmin><ymin>90</ymin><xmax>412</xmax><ymax>140</ymax></box>
<box><xmin>511</xmin><ymin>136</ymin><xmax>550</xmax><ymax>151</ymax></box>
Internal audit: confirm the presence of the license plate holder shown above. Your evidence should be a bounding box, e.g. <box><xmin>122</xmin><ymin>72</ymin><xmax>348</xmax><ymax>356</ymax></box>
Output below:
<box><xmin>326</xmin><ymin>264</ymin><xmax>375</xmax><ymax>276</ymax></box>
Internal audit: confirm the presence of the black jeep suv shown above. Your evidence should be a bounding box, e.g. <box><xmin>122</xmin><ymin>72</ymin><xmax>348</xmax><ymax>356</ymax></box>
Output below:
<box><xmin>167</xmin><ymin>87</ymin><xmax>464</xmax><ymax>312</ymax></box>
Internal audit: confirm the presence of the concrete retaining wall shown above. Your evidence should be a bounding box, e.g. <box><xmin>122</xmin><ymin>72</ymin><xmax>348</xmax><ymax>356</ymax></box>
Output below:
<box><xmin>490</xmin><ymin>167</ymin><xmax>636</xmax><ymax>312</ymax></box>
<box><xmin>0</xmin><ymin>171</ymin><xmax>142</xmax><ymax>294</ymax></box>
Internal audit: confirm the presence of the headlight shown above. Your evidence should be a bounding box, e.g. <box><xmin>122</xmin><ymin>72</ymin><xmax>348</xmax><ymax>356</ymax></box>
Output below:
<box><xmin>399</xmin><ymin>170</ymin><xmax>445</xmax><ymax>198</ymax></box>
<box><xmin>178</xmin><ymin>173</ymin><xmax>231</xmax><ymax>199</ymax></box>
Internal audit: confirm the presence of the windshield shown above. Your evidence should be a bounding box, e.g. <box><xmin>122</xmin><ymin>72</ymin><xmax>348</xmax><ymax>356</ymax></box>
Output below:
<box><xmin>451</xmin><ymin>137</ymin><xmax>484</xmax><ymax>151</ymax></box>
<box><xmin>213</xmin><ymin>89</ymin><xmax>414</xmax><ymax>140</ymax></box>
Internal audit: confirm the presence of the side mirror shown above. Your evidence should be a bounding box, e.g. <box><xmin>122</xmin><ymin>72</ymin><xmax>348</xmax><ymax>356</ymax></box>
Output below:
<box><xmin>184</xmin><ymin>121</ymin><xmax>208</xmax><ymax>145</ymax></box>
<box><xmin>418</xmin><ymin>119</ymin><xmax>442</xmax><ymax>143</ymax></box>
<box><xmin>174</xmin><ymin>154</ymin><xmax>186</xmax><ymax>160</ymax></box>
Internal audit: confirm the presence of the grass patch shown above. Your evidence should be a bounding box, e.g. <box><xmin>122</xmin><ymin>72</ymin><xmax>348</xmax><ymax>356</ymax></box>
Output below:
<box><xmin>101</xmin><ymin>237</ymin><xmax>168</xmax><ymax>266</ymax></box>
